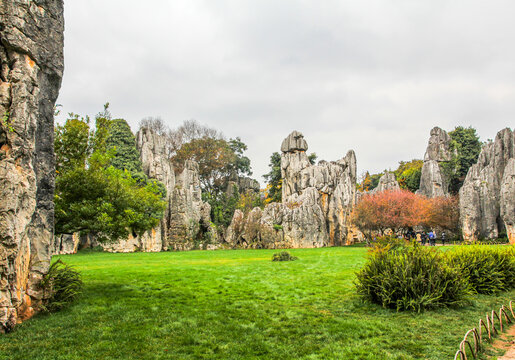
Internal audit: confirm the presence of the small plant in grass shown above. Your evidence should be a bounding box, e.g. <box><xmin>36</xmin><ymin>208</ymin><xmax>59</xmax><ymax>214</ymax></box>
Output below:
<box><xmin>355</xmin><ymin>244</ymin><xmax>471</xmax><ymax>312</ymax></box>
<box><xmin>446</xmin><ymin>245</ymin><xmax>515</xmax><ymax>294</ymax></box>
<box><xmin>272</xmin><ymin>251</ymin><xmax>298</xmax><ymax>262</ymax></box>
<box><xmin>40</xmin><ymin>259</ymin><xmax>83</xmax><ymax>312</ymax></box>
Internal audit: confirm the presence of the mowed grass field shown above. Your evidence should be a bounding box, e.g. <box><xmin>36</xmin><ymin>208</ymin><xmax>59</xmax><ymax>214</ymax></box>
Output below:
<box><xmin>1</xmin><ymin>247</ymin><xmax>514</xmax><ymax>360</ymax></box>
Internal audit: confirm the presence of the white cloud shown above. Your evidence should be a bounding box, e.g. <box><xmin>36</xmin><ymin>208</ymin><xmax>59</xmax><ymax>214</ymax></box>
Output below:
<box><xmin>58</xmin><ymin>0</ymin><xmax>515</xmax><ymax>183</ymax></box>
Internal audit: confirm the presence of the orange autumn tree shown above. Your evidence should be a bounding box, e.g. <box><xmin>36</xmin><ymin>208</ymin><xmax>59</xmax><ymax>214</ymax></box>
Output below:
<box><xmin>352</xmin><ymin>190</ymin><xmax>459</xmax><ymax>240</ymax></box>
<box><xmin>424</xmin><ymin>195</ymin><xmax>460</xmax><ymax>232</ymax></box>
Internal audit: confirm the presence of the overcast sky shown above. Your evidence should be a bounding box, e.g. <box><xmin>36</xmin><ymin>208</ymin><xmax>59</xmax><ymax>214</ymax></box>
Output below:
<box><xmin>57</xmin><ymin>1</ymin><xmax>515</xmax><ymax>183</ymax></box>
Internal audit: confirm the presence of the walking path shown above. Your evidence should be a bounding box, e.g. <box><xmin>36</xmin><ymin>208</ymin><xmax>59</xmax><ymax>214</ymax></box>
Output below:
<box><xmin>492</xmin><ymin>324</ymin><xmax>515</xmax><ymax>359</ymax></box>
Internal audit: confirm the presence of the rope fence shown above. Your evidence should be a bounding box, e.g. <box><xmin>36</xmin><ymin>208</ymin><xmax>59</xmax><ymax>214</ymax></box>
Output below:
<box><xmin>454</xmin><ymin>300</ymin><xmax>514</xmax><ymax>360</ymax></box>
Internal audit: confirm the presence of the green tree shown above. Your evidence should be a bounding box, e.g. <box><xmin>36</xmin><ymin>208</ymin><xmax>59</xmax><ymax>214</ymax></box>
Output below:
<box><xmin>263</xmin><ymin>152</ymin><xmax>282</xmax><ymax>203</ymax></box>
<box><xmin>55</xmin><ymin>166</ymin><xmax>166</xmax><ymax>241</ymax></box>
<box><xmin>106</xmin><ymin>118</ymin><xmax>143</xmax><ymax>174</ymax></box>
<box><xmin>172</xmin><ymin>137</ymin><xmax>236</xmax><ymax>193</ymax></box>
<box><xmin>228</xmin><ymin>137</ymin><xmax>252</xmax><ymax>177</ymax></box>
<box><xmin>444</xmin><ymin>126</ymin><xmax>482</xmax><ymax>194</ymax></box>
<box><xmin>394</xmin><ymin>160</ymin><xmax>423</xmax><ymax>193</ymax></box>
<box><xmin>54</xmin><ymin>114</ymin><xmax>91</xmax><ymax>174</ymax></box>
<box><xmin>308</xmin><ymin>152</ymin><xmax>317</xmax><ymax>165</ymax></box>
<box><xmin>368</xmin><ymin>172</ymin><xmax>384</xmax><ymax>191</ymax></box>
<box><xmin>54</xmin><ymin>105</ymin><xmax>167</xmax><ymax>242</ymax></box>
<box><xmin>90</xmin><ymin>103</ymin><xmax>112</xmax><ymax>155</ymax></box>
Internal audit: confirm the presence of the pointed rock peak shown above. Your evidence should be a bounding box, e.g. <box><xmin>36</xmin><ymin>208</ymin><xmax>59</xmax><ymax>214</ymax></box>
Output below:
<box><xmin>281</xmin><ymin>130</ymin><xmax>308</xmax><ymax>153</ymax></box>
<box><xmin>424</xmin><ymin>126</ymin><xmax>452</xmax><ymax>162</ymax></box>
<box><xmin>430</xmin><ymin>126</ymin><xmax>447</xmax><ymax>136</ymax></box>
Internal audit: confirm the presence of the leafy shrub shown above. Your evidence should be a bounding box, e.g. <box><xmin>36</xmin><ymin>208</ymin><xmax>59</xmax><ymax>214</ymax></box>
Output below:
<box><xmin>446</xmin><ymin>245</ymin><xmax>515</xmax><ymax>294</ymax></box>
<box><xmin>272</xmin><ymin>251</ymin><xmax>298</xmax><ymax>262</ymax></box>
<box><xmin>40</xmin><ymin>260</ymin><xmax>83</xmax><ymax>312</ymax></box>
<box><xmin>355</xmin><ymin>245</ymin><xmax>471</xmax><ymax>312</ymax></box>
<box><xmin>369</xmin><ymin>236</ymin><xmax>408</xmax><ymax>252</ymax></box>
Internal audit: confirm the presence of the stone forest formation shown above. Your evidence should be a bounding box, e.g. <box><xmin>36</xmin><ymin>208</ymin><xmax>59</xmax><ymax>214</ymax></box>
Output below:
<box><xmin>0</xmin><ymin>0</ymin><xmax>514</xmax><ymax>332</ymax></box>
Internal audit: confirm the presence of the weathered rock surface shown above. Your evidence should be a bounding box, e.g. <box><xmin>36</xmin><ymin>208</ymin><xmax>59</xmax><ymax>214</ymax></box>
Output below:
<box><xmin>372</xmin><ymin>172</ymin><xmax>400</xmax><ymax>193</ymax></box>
<box><xmin>227</xmin><ymin>131</ymin><xmax>357</xmax><ymax>249</ymax></box>
<box><xmin>53</xmin><ymin>234</ymin><xmax>80</xmax><ymax>255</ymax></box>
<box><xmin>281</xmin><ymin>131</ymin><xmax>357</xmax><ymax>246</ymax></box>
<box><xmin>94</xmin><ymin>228</ymin><xmax>163</xmax><ymax>253</ymax></box>
<box><xmin>417</xmin><ymin>127</ymin><xmax>453</xmax><ymax>198</ymax></box>
<box><xmin>76</xmin><ymin>127</ymin><xmax>219</xmax><ymax>253</ymax></box>
<box><xmin>226</xmin><ymin>175</ymin><xmax>260</xmax><ymax>198</ymax></box>
<box><xmin>134</xmin><ymin>127</ymin><xmax>176</xmax><ymax>251</ymax></box>
<box><xmin>168</xmin><ymin>160</ymin><xmax>217</xmax><ymax>250</ymax></box>
<box><xmin>0</xmin><ymin>0</ymin><xmax>64</xmax><ymax>331</ymax></box>
<box><xmin>501</xmin><ymin>159</ymin><xmax>515</xmax><ymax>244</ymax></box>
<box><xmin>460</xmin><ymin>128</ymin><xmax>514</xmax><ymax>242</ymax></box>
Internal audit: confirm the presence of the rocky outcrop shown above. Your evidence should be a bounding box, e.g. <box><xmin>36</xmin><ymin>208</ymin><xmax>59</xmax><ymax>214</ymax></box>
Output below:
<box><xmin>281</xmin><ymin>132</ymin><xmax>357</xmax><ymax>246</ymax></box>
<box><xmin>226</xmin><ymin>175</ymin><xmax>260</xmax><ymax>198</ymax></box>
<box><xmin>53</xmin><ymin>234</ymin><xmax>80</xmax><ymax>255</ymax></box>
<box><xmin>226</xmin><ymin>131</ymin><xmax>357</xmax><ymax>248</ymax></box>
<box><xmin>226</xmin><ymin>187</ymin><xmax>329</xmax><ymax>249</ymax></box>
<box><xmin>372</xmin><ymin>172</ymin><xmax>400</xmax><ymax>193</ymax></box>
<box><xmin>460</xmin><ymin>128</ymin><xmax>514</xmax><ymax>242</ymax></box>
<box><xmin>417</xmin><ymin>127</ymin><xmax>454</xmax><ymax>198</ymax></box>
<box><xmin>500</xmin><ymin>159</ymin><xmax>515</xmax><ymax>244</ymax></box>
<box><xmin>0</xmin><ymin>1</ymin><xmax>64</xmax><ymax>331</ymax></box>
<box><xmin>134</xmin><ymin>127</ymin><xmax>176</xmax><ymax>251</ymax></box>
<box><xmin>168</xmin><ymin>160</ymin><xmax>217</xmax><ymax>250</ymax></box>
<box><xmin>76</xmin><ymin>127</ymin><xmax>218</xmax><ymax>253</ymax></box>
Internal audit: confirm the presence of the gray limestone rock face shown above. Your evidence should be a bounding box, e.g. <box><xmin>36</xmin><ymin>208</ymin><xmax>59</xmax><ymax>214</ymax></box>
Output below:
<box><xmin>424</xmin><ymin>127</ymin><xmax>453</xmax><ymax>162</ymax></box>
<box><xmin>269</xmin><ymin>187</ymin><xmax>329</xmax><ymax>248</ymax></box>
<box><xmin>372</xmin><ymin>172</ymin><xmax>400</xmax><ymax>193</ymax></box>
<box><xmin>168</xmin><ymin>160</ymin><xmax>213</xmax><ymax>250</ymax></box>
<box><xmin>280</xmin><ymin>130</ymin><xmax>308</xmax><ymax>153</ymax></box>
<box><xmin>92</xmin><ymin>127</ymin><xmax>218</xmax><ymax>253</ymax></box>
<box><xmin>500</xmin><ymin>158</ymin><xmax>515</xmax><ymax>244</ymax></box>
<box><xmin>418</xmin><ymin>127</ymin><xmax>453</xmax><ymax>198</ymax></box>
<box><xmin>53</xmin><ymin>234</ymin><xmax>80</xmax><ymax>255</ymax></box>
<box><xmin>226</xmin><ymin>175</ymin><xmax>260</xmax><ymax>198</ymax></box>
<box><xmin>227</xmin><ymin>131</ymin><xmax>357</xmax><ymax>248</ymax></box>
<box><xmin>135</xmin><ymin>127</ymin><xmax>176</xmax><ymax>251</ymax></box>
<box><xmin>460</xmin><ymin>128</ymin><xmax>514</xmax><ymax>241</ymax></box>
<box><xmin>281</xmin><ymin>131</ymin><xmax>357</xmax><ymax>246</ymax></box>
<box><xmin>226</xmin><ymin>188</ymin><xmax>329</xmax><ymax>249</ymax></box>
<box><xmin>0</xmin><ymin>0</ymin><xmax>64</xmax><ymax>331</ymax></box>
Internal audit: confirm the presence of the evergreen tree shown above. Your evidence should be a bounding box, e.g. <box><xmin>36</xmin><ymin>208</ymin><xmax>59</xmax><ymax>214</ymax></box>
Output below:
<box><xmin>442</xmin><ymin>126</ymin><xmax>482</xmax><ymax>194</ymax></box>
<box><xmin>106</xmin><ymin>118</ymin><xmax>143</xmax><ymax>174</ymax></box>
<box><xmin>263</xmin><ymin>152</ymin><xmax>282</xmax><ymax>203</ymax></box>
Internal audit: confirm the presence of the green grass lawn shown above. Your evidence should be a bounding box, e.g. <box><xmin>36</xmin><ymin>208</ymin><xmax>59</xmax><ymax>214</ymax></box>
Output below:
<box><xmin>1</xmin><ymin>247</ymin><xmax>514</xmax><ymax>360</ymax></box>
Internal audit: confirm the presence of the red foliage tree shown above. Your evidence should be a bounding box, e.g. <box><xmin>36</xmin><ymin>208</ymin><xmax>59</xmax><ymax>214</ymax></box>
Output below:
<box><xmin>352</xmin><ymin>190</ymin><xmax>458</xmax><ymax>239</ymax></box>
<box><xmin>425</xmin><ymin>195</ymin><xmax>460</xmax><ymax>232</ymax></box>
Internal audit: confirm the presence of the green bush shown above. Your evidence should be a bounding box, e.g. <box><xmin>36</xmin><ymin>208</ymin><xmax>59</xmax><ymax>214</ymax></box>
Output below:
<box><xmin>446</xmin><ymin>245</ymin><xmax>515</xmax><ymax>294</ymax></box>
<box><xmin>272</xmin><ymin>251</ymin><xmax>298</xmax><ymax>262</ymax></box>
<box><xmin>370</xmin><ymin>235</ymin><xmax>408</xmax><ymax>251</ymax></box>
<box><xmin>355</xmin><ymin>245</ymin><xmax>471</xmax><ymax>312</ymax></box>
<box><xmin>40</xmin><ymin>259</ymin><xmax>83</xmax><ymax>312</ymax></box>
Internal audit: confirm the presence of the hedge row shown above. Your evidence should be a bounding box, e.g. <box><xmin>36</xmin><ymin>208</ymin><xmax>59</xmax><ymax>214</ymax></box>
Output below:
<box><xmin>355</xmin><ymin>242</ymin><xmax>515</xmax><ymax>311</ymax></box>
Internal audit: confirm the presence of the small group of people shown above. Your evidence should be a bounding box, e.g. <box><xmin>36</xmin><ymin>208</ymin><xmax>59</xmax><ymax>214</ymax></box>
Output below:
<box><xmin>405</xmin><ymin>229</ymin><xmax>446</xmax><ymax>246</ymax></box>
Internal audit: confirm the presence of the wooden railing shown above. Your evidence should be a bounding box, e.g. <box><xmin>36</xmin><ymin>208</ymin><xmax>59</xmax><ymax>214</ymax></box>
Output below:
<box><xmin>454</xmin><ymin>300</ymin><xmax>514</xmax><ymax>360</ymax></box>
